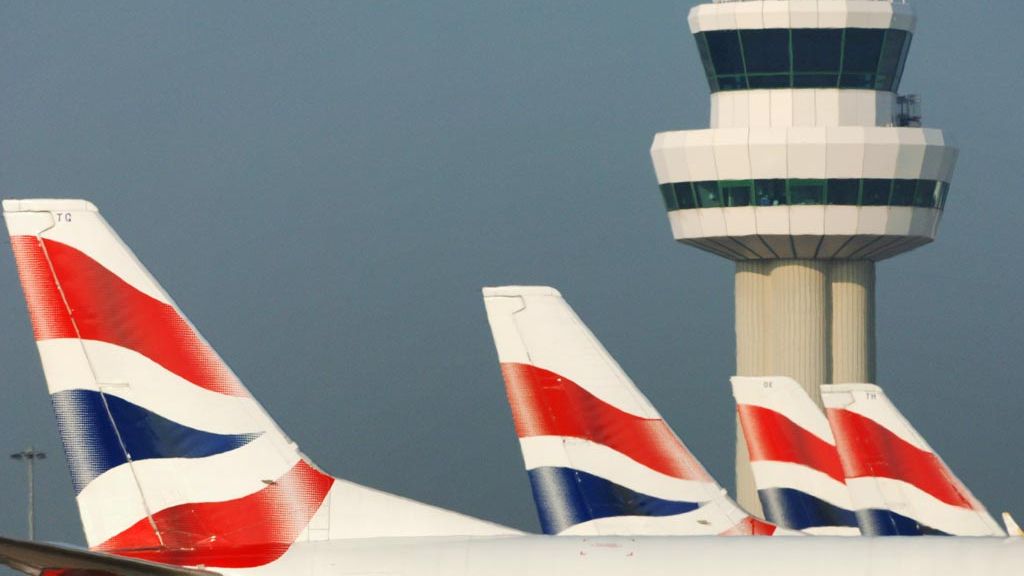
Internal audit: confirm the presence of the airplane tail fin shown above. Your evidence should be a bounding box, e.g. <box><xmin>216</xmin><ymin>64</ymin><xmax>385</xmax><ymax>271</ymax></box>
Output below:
<box><xmin>482</xmin><ymin>286</ymin><xmax>782</xmax><ymax>536</ymax></box>
<box><xmin>3</xmin><ymin>199</ymin><xmax>516</xmax><ymax>568</ymax></box>
<box><xmin>731</xmin><ymin>377</ymin><xmax>860</xmax><ymax>535</ymax></box>
<box><xmin>821</xmin><ymin>383</ymin><xmax>1004</xmax><ymax>536</ymax></box>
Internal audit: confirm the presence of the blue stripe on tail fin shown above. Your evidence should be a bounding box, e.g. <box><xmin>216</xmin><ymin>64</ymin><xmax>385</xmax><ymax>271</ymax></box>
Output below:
<box><xmin>527</xmin><ymin>466</ymin><xmax>700</xmax><ymax>534</ymax></box>
<box><xmin>52</xmin><ymin>389</ymin><xmax>260</xmax><ymax>493</ymax></box>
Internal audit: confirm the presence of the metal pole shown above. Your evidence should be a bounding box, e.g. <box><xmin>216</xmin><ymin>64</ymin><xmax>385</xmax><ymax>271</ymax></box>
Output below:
<box><xmin>11</xmin><ymin>447</ymin><xmax>45</xmax><ymax>541</ymax></box>
<box><xmin>27</xmin><ymin>453</ymin><xmax>34</xmax><ymax>541</ymax></box>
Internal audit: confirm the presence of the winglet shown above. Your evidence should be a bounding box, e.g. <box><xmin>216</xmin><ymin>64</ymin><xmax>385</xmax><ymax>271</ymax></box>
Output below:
<box><xmin>1003</xmin><ymin>512</ymin><xmax>1023</xmax><ymax>537</ymax></box>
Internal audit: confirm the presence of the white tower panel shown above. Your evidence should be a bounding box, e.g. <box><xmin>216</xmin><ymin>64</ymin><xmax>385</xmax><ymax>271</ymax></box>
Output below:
<box><xmin>762</xmin><ymin>2</ymin><xmax>790</xmax><ymax>29</ymax></box>
<box><xmin>690</xmin><ymin>1</ymin><xmax>915</xmax><ymax>32</ymax></box>
<box><xmin>683</xmin><ymin>131</ymin><xmax>718</xmax><ymax>182</ymax></box>
<box><xmin>895</xmin><ymin>130</ymin><xmax>928</xmax><ymax>179</ymax></box>
<box><xmin>769</xmin><ymin>90</ymin><xmax>794</xmax><ymax>127</ymax></box>
<box><xmin>827</xmin><ymin>127</ymin><xmax>867</xmax><ymax>178</ymax></box>
<box><xmin>862</xmin><ymin>129</ymin><xmax>902</xmax><ymax>178</ymax></box>
<box><xmin>788</xmin><ymin>128</ymin><xmax>828</xmax><ymax>178</ymax></box>
<box><xmin>788</xmin><ymin>1</ymin><xmax>819</xmax><ymax>28</ymax></box>
<box><xmin>714</xmin><ymin>129</ymin><xmax>753</xmax><ymax>180</ymax></box>
<box><xmin>792</xmin><ymin>91</ymin><xmax>817</xmax><ymax>126</ymax></box>
<box><xmin>732</xmin><ymin>2</ymin><xmax>764</xmax><ymax>29</ymax></box>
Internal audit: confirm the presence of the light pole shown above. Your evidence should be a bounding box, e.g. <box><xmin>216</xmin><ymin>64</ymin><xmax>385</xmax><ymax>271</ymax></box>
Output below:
<box><xmin>10</xmin><ymin>447</ymin><xmax>45</xmax><ymax>540</ymax></box>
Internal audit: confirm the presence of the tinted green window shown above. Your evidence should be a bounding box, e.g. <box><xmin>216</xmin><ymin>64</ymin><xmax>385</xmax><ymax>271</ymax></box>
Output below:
<box><xmin>892</xmin><ymin>32</ymin><xmax>912</xmax><ymax>93</ymax></box>
<box><xmin>792</xmin><ymin>29</ymin><xmax>841</xmax><ymax>88</ymax></box>
<box><xmin>695</xmin><ymin>33</ymin><xmax>718</xmax><ymax>93</ymax></box>
<box><xmin>660</xmin><ymin>179</ymin><xmax>949</xmax><ymax>211</ymax></box>
<box><xmin>706</xmin><ymin>31</ymin><xmax>745</xmax><ymax>75</ymax></box>
<box><xmin>695</xmin><ymin>181</ymin><xmax>723</xmax><ymax>208</ymax></box>
<box><xmin>660</xmin><ymin>184</ymin><xmax>678</xmax><ymax>210</ymax></box>
<box><xmin>789</xmin><ymin>180</ymin><xmax>825</xmax><ymax>205</ymax></box>
<box><xmin>742</xmin><ymin>29</ymin><xmax>790</xmax><ymax>88</ymax></box>
<box><xmin>755</xmin><ymin>179</ymin><xmax>787</xmax><ymax>206</ymax></box>
<box><xmin>827</xmin><ymin>180</ymin><xmax>860</xmax><ymax>205</ymax></box>
<box><xmin>841</xmin><ymin>29</ymin><xmax>885</xmax><ymax>88</ymax></box>
<box><xmin>696</xmin><ymin>28</ymin><xmax>912</xmax><ymax>93</ymax></box>
<box><xmin>722</xmin><ymin>181</ymin><xmax>753</xmax><ymax>207</ymax></box>
<box><xmin>674</xmin><ymin>182</ymin><xmax>697</xmax><ymax>209</ymax></box>
<box><xmin>716</xmin><ymin>75</ymin><xmax>749</xmax><ymax>90</ymax></box>
<box><xmin>875</xmin><ymin>30</ymin><xmax>909</xmax><ymax>91</ymax></box>
<box><xmin>890</xmin><ymin>179</ymin><xmax>916</xmax><ymax>206</ymax></box>
<box><xmin>912</xmin><ymin>180</ymin><xmax>939</xmax><ymax>208</ymax></box>
<box><xmin>861</xmin><ymin>179</ymin><xmax>891</xmax><ymax>205</ymax></box>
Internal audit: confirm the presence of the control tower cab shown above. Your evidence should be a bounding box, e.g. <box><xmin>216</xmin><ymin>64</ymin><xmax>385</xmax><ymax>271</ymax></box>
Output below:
<box><xmin>648</xmin><ymin>0</ymin><xmax>956</xmax><ymax>514</ymax></box>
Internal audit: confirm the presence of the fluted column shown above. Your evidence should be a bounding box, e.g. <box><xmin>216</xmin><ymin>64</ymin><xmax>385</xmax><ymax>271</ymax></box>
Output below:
<box><xmin>768</xmin><ymin>260</ymin><xmax>830</xmax><ymax>407</ymax></box>
<box><xmin>831</xmin><ymin>260</ymin><xmax>876</xmax><ymax>384</ymax></box>
<box><xmin>734</xmin><ymin>261</ymin><xmax>770</xmax><ymax>516</ymax></box>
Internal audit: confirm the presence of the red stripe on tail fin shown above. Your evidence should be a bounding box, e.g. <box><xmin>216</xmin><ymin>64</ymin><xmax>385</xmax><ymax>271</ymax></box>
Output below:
<box><xmin>502</xmin><ymin>362</ymin><xmax>711</xmax><ymax>482</ymax></box>
<box><xmin>10</xmin><ymin>236</ymin><xmax>77</xmax><ymax>340</ymax></box>
<box><xmin>720</xmin><ymin>516</ymin><xmax>778</xmax><ymax>535</ymax></box>
<box><xmin>827</xmin><ymin>408</ymin><xmax>973</xmax><ymax>509</ymax></box>
<box><xmin>10</xmin><ymin>236</ymin><xmax>247</xmax><ymax>397</ymax></box>
<box><xmin>737</xmin><ymin>404</ymin><xmax>846</xmax><ymax>483</ymax></box>
<box><xmin>96</xmin><ymin>460</ymin><xmax>333</xmax><ymax>568</ymax></box>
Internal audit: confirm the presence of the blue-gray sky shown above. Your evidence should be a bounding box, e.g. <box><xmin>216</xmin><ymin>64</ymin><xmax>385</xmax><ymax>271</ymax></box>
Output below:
<box><xmin>1</xmin><ymin>1</ymin><xmax>1022</xmax><ymax>545</ymax></box>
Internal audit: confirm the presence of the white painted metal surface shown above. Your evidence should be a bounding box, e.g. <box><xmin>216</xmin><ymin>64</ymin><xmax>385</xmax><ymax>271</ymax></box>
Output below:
<box><xmin>689</xmin><ymin>1</ymin><xmax>915</xmax><ymax>33</ymax></box>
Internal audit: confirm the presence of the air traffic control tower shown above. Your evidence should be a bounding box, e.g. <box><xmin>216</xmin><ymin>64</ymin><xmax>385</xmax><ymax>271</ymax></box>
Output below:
<box><xmin>649</xmin><ymin>0</ymin><xmax>956</xmax><ymax>514</ymax></box>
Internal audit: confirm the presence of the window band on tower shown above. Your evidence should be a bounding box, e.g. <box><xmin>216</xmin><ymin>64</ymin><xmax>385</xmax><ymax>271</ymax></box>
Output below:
<box><xmin>659</xmin><ymin>179</ymin><xmax>949</xmax><ymax>211</ymax></box>
<box><xmin>694</xmin><ymin>28</ymin><xmax>913</xmax><ymax>92</ymax></box>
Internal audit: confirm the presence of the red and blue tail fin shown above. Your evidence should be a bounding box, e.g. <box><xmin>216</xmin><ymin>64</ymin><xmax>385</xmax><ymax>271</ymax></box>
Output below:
<box><xmin>822</xmin><ymin>383</ymin><xmax>1004</xmax><ymax>536</ymax></box>
<box><xmin>3</xmin><ymin>199</ymin><xmax>517</xmax><ymax>568</ymax></box>
<box><xmin>732</xmin><ymin>377</ymin><xmax>860</xmax><ymax>535</ymax></box>
<box><xmin>483</xmin><ymin>286</ymin><xmax>789</xmax><ymax>536</ymax></box>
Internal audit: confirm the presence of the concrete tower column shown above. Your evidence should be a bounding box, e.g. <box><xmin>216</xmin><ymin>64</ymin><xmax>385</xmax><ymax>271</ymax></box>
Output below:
<box><xmin>768</xmin><ymin>260</ymin><xmax>830</xmax><ymax>405</ymax></box>
<box><xmin>734</xmin><ymin>261</ymin><xmax>770</xmax><ymax>516</ymax></box>
<box><xmin>735</xmin><ymin>261</ymin><xmax>770</xmax><ymax>376</ymax></box>
<box><xmin>831</xmin><ymin>261</ymin><xmax>876</xmax><ymax>384</ymax></box>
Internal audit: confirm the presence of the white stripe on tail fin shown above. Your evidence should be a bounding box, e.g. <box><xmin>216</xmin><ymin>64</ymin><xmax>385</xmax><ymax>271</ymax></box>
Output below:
<box><xmin>482</xmin><ymin>286</ymin><xmax>788</xmax><ymax>536</ymax></box>
<box><xmin>3</xmin><ymin>199</ymin><xmax>518</xmax><ymax>569</ymax></box>
<box><xmin>731</xmin><ymin>377</ymin><xmax>860</xmax><ymax>535</ymax></box>
<box><xmin>821</xmin><ymin>383</ymin><xmax>1004</xmax><ymax>536</ymax></box>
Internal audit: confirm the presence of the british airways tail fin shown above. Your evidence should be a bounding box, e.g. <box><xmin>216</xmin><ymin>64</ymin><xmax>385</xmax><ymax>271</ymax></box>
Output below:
<box><xmin>482</xmin><ymin>286</ymin><xmax>785</xmax><ymax>536</ymax></box>
<box><xmin>731</xmin><ymin>377</ymin><xmax>860</xmax><ymax>535</ymax></box>
<box><xmin>821</xmin><ymin>383</ymin><xmax>1004</xmax><ymax>536</ymax></box>
<box><xmin>3</xmin><ymin>199</ymin><xmax>517</xmax><ymax>569</ymax></box>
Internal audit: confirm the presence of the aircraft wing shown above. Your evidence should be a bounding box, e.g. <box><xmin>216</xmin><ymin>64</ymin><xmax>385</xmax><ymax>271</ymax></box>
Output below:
<box><xmin>0</xmin><ymin>535</ymin><xmax>220</xmax><ymax>576</ymax></box>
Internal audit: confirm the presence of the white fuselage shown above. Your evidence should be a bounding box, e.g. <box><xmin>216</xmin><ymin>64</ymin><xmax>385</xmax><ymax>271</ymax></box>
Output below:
<box><xmin>223</xmin><ymin>535</ymin><xmax>1024</xmax><ymax>576</ymax></box>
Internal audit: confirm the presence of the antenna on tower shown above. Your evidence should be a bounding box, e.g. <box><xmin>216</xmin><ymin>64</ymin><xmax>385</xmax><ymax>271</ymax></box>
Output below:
<box><xmin>897</xmin><ymin>94</ymin><xmax>922</xmax><ymax>127</ymax></box>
